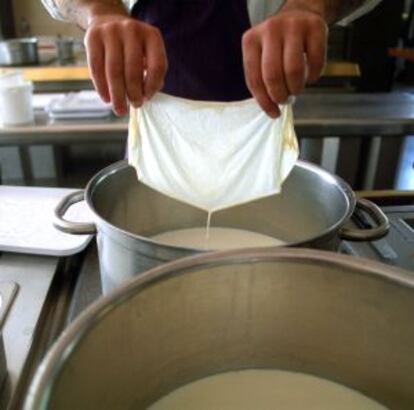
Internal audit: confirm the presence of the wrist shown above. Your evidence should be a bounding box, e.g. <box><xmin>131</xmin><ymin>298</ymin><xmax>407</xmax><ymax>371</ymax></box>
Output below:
<box><xmin>86</xmin><ymin>2</ymin><xmax>129</xmax><ymax>27</ymax></box>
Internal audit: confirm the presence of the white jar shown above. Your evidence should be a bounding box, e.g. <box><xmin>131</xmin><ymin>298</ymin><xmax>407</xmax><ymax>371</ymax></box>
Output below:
<box><xmin>0</xmin><ymin>81</ymin><xmax>34</xmax><ymax>126</ymax></box>
<box><xmin>0</xmin><ymin>70</ymin><xmax>24</xmax><ymax>88</ymax></box>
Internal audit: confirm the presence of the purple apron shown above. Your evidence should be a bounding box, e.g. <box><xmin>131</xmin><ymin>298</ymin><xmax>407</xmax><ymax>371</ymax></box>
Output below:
<box><xmin>131</xmin><ymin>0</ymin><xmax>251</xmax><ymax>101</ymax></box>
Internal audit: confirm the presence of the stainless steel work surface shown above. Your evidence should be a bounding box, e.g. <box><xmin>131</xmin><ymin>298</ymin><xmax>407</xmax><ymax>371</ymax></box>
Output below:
<box><xmin>1</xmin><ymin>93</ymin><xmax>414</xmax><ymax>144</ymax></box>
<box><xmin>0</xmin><ymin>253</ymin><xmax>58</xmax><ymax>402</ymax></box>
<box><xmin>294</xmin><ymin>92</ymin><xmax>414</xmax><ymax>136</ymax></box>
<box><xmin>67</xmin><ymin>243</ymin><xmax>101</xmax><ymax>323</ymax></box>
<box><xmin>0</xmin><ymin>282</ymin><xmax>18</xmax><ymax>329</ymax></box>
<box><xmin>0</xmin><ymin>111</ymin><xmax>126</xmax><ymax>145</ymax></box>
<box><xmin>342</xmin><ymin>204</ymin><xmax>414</xmax><ymax>271</ymax></box>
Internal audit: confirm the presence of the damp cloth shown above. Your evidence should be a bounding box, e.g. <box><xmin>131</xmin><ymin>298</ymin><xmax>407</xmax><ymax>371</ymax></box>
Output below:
<box><xmin>128</xmin><ymin>93</ymin><xmax>299</xmax><ymax>212</ymax></box>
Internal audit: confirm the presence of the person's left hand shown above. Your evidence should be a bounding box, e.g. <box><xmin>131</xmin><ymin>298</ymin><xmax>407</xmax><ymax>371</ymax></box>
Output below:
<box><xmin>242</xmin><ymin>4</ymin><xmax>328</xmax><ymax>118</ymax></box>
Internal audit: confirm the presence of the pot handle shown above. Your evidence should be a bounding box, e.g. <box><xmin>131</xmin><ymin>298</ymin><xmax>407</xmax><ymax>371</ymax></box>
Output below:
<box><xmin>54</xmin><ymin>190</ymin><xmax>97</xmax><ymax>235</ymax></box>
<box><xmin>339</xmin><ymin>198</ymin><xmax>390</xmax><ymax>242</ymax></box>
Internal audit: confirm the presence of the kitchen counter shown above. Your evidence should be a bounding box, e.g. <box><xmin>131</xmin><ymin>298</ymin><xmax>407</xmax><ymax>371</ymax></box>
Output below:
<box><xmin>0</xmin><ymin>253</ymin><xmax>57</xmax><ymax>403</ymax></box>
<box><xmin>1</xmin><ymin>250</ymin><xmax>86</xmax><ymax>410</ymax></box>
<box><xmin>0</xmin><ymin>111</ymin><xmax>126</xmax><ymax>145</ymax></box>
<box><xmin>2</xmin><ymin>93</ymin><xmax>414</xmax><ymax>145</ymax></box>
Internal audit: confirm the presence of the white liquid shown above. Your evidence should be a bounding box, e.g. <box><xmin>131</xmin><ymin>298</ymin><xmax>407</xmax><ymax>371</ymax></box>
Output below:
<box><xmin>148</xmin><ymin>369</ymin><xmax>388</xmax><ymax>410</ymax></box>
<box><xmin>205</xmin><ymin>212</ymin><xmax>212</xmax><ymax>243</ymax></box>
<box><xmin>151</xmin><ymin>227</ymin><xmax>285</xmax><ymax>250</ymax></box>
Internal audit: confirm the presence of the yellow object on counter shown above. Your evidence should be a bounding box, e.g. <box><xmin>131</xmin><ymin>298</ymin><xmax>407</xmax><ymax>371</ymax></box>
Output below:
<box><xmin>0</xmin><ymin>66</ymin><xmax>90</xmax><ymax>82</ymax></box>
<box><xmin>0</xmin><ymin>62</ymin><xmax>359</xmax><ymax>83</ymax></box>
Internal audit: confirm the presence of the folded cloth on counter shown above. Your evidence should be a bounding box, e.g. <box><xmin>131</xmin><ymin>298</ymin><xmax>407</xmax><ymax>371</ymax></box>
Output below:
<box><xmin>128</xmin><ymin>92</ymin><xmax>299</xmax><ymax>212</ymax></box>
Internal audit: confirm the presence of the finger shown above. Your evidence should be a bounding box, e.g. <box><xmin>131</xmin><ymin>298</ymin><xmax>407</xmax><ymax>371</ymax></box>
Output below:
<box><xmin>143</xmin><ymin>29</ymin><xmax>168</xmax><ymax>100</ymax></box>
<box><xmin>242</xmin><ymin>32</ymin><xmax>280</xmax><ymax>118</ymax></box>
<box><xmin>283</xmin><ymin>33</ymin><xmax>306</xmax><ymax>96</ymax></box>
<box><xmin>85</xmin><ymin>29</ymin><xmax>110</xmax><ymax>103</ymax></box>
<box><xmin>123</xmin><ymin>27</ymin><xmax>144</xmax><ymax>107</ymax></box>
<box><xmin>105</xmin><ymin>32</ymin><xmax>127</xmax><ymax>116</ymax></box>
<box><xmin>306</xmin><ymin>21</ymin><xmax>327</xmax><ymax>83</ymax></box>
<box><xmin>261</xmin><ymin>32</ymin><xmax>290</xmax><ymax>105</ymax></box>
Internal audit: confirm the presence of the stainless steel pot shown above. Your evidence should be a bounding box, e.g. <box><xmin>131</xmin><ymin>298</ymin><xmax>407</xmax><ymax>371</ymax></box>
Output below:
<box><xmin>25</xmin><ymin>249</ymin><xmax>414</xmax><ymax>409</ymax></box>
<box><xmin>56</xmin><ymin>37</ymin><xmax>74</xmax><ymax>65</ymax></box>
<box><xmin>0</xmin><ymin>38</ymin><xmax>39</xmax><ymax>66</ymax></box>
<box><xmin>54</xmin><ymin>160</ymin><xmax>389</xmax><ymax>294</ymax></box>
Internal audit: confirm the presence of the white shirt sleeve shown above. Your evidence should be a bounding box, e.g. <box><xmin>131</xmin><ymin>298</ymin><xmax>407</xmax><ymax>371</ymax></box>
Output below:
<box><xmin>42</xmin><ymin>0</ymin><xmax>382</xmax><ymax>26</ymax></box>
<box><xmin>247</xmin><ymin>0</ymin><xmax>283</xmax><ymax>26</ymax></box>
<box><xmin>246</xmin><ymin>0</ymin><xmax>383</xmax><ymax>26</ymax></box>
<box><xmin>41</xmin><ymin>0</ymin><xmax>136</xmax><ymax>21</ymax></box>
<box><xmin>41</xmin><ymin>0</ymin><xmax>65</xmax><ymax>20</ymax></box>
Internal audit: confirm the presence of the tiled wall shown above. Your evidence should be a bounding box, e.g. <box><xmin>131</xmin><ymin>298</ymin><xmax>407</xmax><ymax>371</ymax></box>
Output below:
<box><xmin>13</xmin><ymin>0</ymin><xmax>82</xmax><ymax>38</ymax></box>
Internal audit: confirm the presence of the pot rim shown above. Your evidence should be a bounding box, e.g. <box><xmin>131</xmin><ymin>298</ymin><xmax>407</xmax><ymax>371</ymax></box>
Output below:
<box><xmin>84</xmin><ymin>160</ymin><xmax>356</xmax><ymax>252</ymax></box>
<box><xmin>24</xmin><ymin>247</ymin><xmax>414</xmax><ymax>409</ymax></box>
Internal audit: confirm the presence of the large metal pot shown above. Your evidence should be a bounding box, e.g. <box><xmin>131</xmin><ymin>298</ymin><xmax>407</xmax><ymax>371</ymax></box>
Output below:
<box><xmin>0</xmin><ymin>38</ymin><xmax>39</xmax><ymax>66</ymax></box>
<box><xmin>54</xmin><ymin>160</ymin><xmax>389</xmax><ymax>294</ymax></box>
<box><xmin>25</xmin><ymin>248</ymin><xmax>414</xmax><ymax>409</ymax></box>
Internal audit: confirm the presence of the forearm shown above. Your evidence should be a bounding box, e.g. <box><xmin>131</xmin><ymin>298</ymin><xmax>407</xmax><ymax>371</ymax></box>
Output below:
<box><xmin>41</xmin><ymin>0</ymin><xmax>127</xmax><ymax>29</ymax></box>
<box><xmin>281</xmin><ymin>0</ymin><xmax>372</xmax><ymax>24</ymax></box>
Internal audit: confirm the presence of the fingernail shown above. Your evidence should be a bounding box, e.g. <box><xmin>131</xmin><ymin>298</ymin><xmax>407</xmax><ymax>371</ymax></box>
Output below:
<box><xmin>281</xmin><ymin>95</ymin><xmax>296</xmax><ymax>106</ymax></box>
<box><xmin>131</xmin><ymin>99</ymin><xmax>143</xmax><ymax>108</ymax></box>
<box><xmin>288</xmin><ymin>95</ymin><xmax>296</xmax><ymax>105</ymax></box>
<box><xmin>267</xmin><ymin>110</ymin><xmax>280</xmax><ymax>119</ymax></box>
<box><xmin>114</xmin><ymin>106</ymin><xmax>127</xmax><ymax>117</ymax></box>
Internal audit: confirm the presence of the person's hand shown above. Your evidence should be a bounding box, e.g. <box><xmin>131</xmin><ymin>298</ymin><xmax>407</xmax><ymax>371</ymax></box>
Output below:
<box><xmin>84</xmin><ymin>14</ymin><xmax>168</xmax><ymax>116</ymax></box>
<box><xmin>242</xmin><ymin>5</ymin><xmax>328</xmax><ymax>118</ymax></box>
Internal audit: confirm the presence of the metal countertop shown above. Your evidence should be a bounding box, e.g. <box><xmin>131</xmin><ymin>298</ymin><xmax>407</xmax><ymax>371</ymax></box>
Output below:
<box><xmin>0</xmin><ymin>93</ymin><xmax>414</xmax><ymax>145</ymax></box>
<box><xmin>0</xmin><ymin>253</ymin><xmax>58</xmax><ymax>407</ymax></box>
<box><xmin>0</xmin><ymin>251</ymin><xmax>85</xmax><ymax>410</ymax></box>
<box><xmin>294</xmin><ymin>92</ymin><xmax>414</xmax><ymax>136</ymax></box>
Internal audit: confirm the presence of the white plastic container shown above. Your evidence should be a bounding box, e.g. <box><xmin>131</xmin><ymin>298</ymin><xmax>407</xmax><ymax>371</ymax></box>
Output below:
<box><xmin>0</xmin><ymin>71</ymin><xmax>24</xmax><ymax>88</ymax></box>
<box><xmin>0</xmin><ymin>80</ymin><xmax>34</xmax><ymax>125</ymax></box>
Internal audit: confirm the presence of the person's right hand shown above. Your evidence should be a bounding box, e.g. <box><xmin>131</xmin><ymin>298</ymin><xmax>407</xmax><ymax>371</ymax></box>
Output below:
<box><xmin>84</xmin><ymin>14</ymin><xmax>168</xmax><ymax>116</ymax></box>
